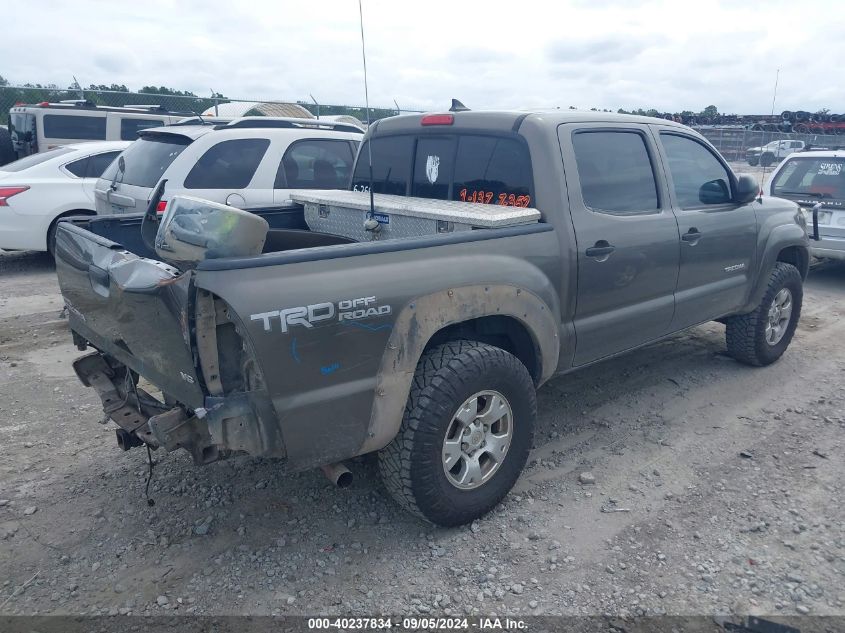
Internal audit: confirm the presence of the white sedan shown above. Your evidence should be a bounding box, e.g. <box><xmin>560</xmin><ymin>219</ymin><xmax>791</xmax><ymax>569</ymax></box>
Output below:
<box><xmin>0</xmin><ymin>141</ymin><xmax>129</xmax><ymax>255</ymax></box>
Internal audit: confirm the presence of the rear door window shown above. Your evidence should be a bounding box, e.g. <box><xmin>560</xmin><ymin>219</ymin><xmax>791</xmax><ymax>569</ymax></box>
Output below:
<box><xmin>572</xmin><ymin>131</ymin><xmax>659</xmax><ymax>214</ymax></box>
<box><xmin>43</xmin><ymin>115</ymin><xmax>106</xmax><ymax>140</ymax></box>
<box><xmin>120</xmin><ymin>118</ymin><xmax>164</xmax><ymax>140</ymax></box>
<box><xmin>185</xmin><ymin>138</ymin><xmax>270</xmax><ymax>189</ymax></box>
<box><xmin>65</xmin><ymin>153</ymin><xmax>119</xmax><ymax>178</ymax></box>
<box><xmin>102</xmin><ymin>134</ymin><xmax>192</xmax><ymax>187</ymax></box>
<box><xmin>64</xmin><ymin>157</ymin><xmax>89</xmax><ymax>177</ymax></box>
<box><xmin>771</xmin><ymin>157</ymin><xmax>845</xmax><ymax>200</ymax></box>
<box><xmin>85</xmin><ymin>151</ymin><xmax>121</xmax><ymax>178</ymax></box>
<box><xmin>275</xmin><ymin>139</ymin><xmax>354</xmax><ymax>189</ymax></box>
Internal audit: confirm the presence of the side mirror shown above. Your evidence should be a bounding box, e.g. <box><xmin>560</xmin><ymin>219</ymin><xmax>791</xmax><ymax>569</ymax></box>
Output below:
<box><xmin>734</xmin><ymin>174</ymin><xmax>759</xmax><ymax>204</ymax></box>
<box><xmin>155</xmin><ymin>196</ymin><xmax>269</xmax><ymax>265</ymax></box>
<box><xmin>699</xmin><ymin>178</ymin><xmax>731</xmax><ymax>205</ymax></box>
<box><xmin>117</xmin><ymin>156</ymin><xmax>126</xmax><ymax>174</ymax></box>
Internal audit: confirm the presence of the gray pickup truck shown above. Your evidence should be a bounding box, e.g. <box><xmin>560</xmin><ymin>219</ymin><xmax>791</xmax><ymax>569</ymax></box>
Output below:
<box><xmin>55</xmin><ymin>110</ymin><xmax>811</xmax><ymax>526</ymax></box>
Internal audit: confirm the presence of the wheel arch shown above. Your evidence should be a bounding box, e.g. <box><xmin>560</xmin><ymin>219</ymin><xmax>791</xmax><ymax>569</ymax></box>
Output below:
<box><xmin>47</xmin><ymin>208</ymin><xmax>96</xmax><ymax>251</ymax></box>
<box><xmin>423</xmin><ymin>315</ymin><xmax>542</xmax><ymax>385</ymax></box>
<box><xmin>776</xmin><ymin>244</ymin><xmax>810</xmax><ymax>280</ymax></box>
<box><xmin>742</xmin><ymin>224</ymin><xmax>809</xmax><ymax>313</ymax></box>
<box><xmin>356</xmin><ymin>284</ymin><xmax>559</xmax><ymax>455</ymax></box>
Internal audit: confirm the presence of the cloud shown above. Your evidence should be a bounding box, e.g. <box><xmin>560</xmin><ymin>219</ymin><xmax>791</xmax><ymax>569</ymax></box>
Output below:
<box><xmin>546</xmin><ymin>38</ymin><xmax>650</xmax><ymax>65</ymax></box>
<box><xmin>1</xmin><ymin>0</ymin><xmax>843</xmax><ymax>115</ymax></box>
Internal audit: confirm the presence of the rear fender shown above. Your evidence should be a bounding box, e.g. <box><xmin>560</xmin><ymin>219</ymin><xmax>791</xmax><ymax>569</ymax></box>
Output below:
<box><xmin>357</xmin><ymin>284</ymin><xmax>558</xmax><ymax>455</ymax></box>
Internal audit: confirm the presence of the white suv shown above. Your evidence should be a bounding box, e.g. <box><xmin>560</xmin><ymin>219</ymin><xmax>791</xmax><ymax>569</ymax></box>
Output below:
<box><xmin>95</xmin><ymin>118</ymin><xmax>362</xmax><ymax>221</ymax></box>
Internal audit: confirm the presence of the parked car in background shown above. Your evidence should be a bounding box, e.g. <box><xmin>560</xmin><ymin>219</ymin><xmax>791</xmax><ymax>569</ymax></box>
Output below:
<box><xmin>0</xmin><ymin>141</ymin><xmax>129</xmax><ymax>254</ymax></box>
<box><xmin>769</xmin><ymin>150</ymin><xmax>845</xmax><ymax>260</ymax></box>
<box><xmin>3</xmin><ymin>101</ymin><xmax>191</xmax><ymax>166</ymax></box>
<box><xmin>96</xmin><ymin>117</ymin><xmax>363</xmax><ymax>224</ymax></box>
<box><xmin>746</xmin><ymin>139</ymin><xmax>805</xmax><ymax>166</ymax></box>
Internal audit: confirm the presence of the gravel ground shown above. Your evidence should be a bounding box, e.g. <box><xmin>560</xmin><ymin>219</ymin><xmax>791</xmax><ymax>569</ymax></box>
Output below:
<box><xmin>0</xmin><ymin>249</ymin><xmax>843</xmax><ymax>622</ymax></box>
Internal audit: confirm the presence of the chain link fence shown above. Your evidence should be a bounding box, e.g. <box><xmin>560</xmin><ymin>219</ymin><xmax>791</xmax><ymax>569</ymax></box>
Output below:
<box><xmin>3</xmin><ymin>85</ymin><xmax>842</xmax><ymax>163</ymax></box>
<box><xmin>0</xmin><ymin>85</ymin><xmax>420</xmax><ymax>125</ymax></box>
<box><xmin>693</xmin><ymin>126</ymin><xmax>844</xmax><ymax>163</ymax></box>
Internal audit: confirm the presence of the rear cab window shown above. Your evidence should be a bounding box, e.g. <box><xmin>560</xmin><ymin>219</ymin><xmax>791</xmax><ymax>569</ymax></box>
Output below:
<box><xmin>101</xmin><ymin>134</ymin><xmax>192</xmax><ymax>187</ymax></box>
<box><xmin>352</xmin><ymin>133</ymin><xmax>533</xmax><ymax>206</ymax></box>
<box><xmin>771</xmin><ymin>157</ymin><xmax>845</xmax><ymax>202</ymax></box>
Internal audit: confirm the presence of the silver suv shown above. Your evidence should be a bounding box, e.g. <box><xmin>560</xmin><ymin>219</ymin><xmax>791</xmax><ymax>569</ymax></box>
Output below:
<box><xmin>95</xmin><ymin>117</ymin><xmax>362</xmax><ymax>217</ymax></box>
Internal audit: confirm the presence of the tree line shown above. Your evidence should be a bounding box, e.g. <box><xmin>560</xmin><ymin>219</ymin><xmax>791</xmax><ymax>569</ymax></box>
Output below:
<box><xmin>0</xmin><ymin>75</ymin><xmax>400</xmax><ymax>122</ymax></box>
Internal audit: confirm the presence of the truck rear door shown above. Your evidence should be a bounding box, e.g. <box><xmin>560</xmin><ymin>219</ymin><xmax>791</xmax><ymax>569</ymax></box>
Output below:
<box><xmin>54</xmin><ymin>222</ymin><xmax>205</xmax><ymax>408</ymax></box>
<box><xmin>558</xmin><ymin>123</ymin><xmax>681</xmax><ymax>365</ymax></box>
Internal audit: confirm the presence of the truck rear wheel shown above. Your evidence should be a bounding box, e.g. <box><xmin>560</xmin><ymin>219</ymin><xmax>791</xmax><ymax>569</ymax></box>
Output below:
<box><xmin>725</xmin><ymin>262</ymin><xmax>802</xmax><ymax>367</ymax></box>
<box><xmin>378</xmin><ymin>340</ymin><xmax>536</xmax><ymax>526</ymax></box>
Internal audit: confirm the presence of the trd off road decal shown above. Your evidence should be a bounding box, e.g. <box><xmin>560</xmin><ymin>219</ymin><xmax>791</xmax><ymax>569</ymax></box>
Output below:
<box><xmin>251</xmin><ymin>296</ymin><xmax>392</xmax><ymax>333</ymax></box>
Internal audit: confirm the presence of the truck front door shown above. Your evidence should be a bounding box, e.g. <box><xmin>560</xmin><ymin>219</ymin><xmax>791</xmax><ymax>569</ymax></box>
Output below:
<box><xmin>558</xmin><ymin>124</ymin><xmax>680</xmax><ymax>366</ymax></box>
<box><xmin>655</xmin><ymin>130</ymin><xmax>758</xmax><ymax>329</ymax></box>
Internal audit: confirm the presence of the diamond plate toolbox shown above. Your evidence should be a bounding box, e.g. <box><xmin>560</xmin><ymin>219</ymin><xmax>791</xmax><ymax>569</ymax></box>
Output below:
<box><xmin>290</xmin><ymin>190</ymin><xmax>540</xmax><ymax>242</ymax></box>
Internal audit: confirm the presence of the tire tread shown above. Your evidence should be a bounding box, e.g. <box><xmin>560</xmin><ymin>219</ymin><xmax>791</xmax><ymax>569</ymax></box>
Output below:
<box><xmin>726</xmin><ymin>262</ymin><xmax>802</xmax><ymax>366</ymax></box>
<box><xmin>379</xmin><ymin>340</ymin><xmax>535</xmax><ymax>525</ymax></box>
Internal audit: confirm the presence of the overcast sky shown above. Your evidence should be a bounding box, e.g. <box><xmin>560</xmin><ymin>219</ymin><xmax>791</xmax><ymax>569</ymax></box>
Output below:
<box><xmin>4</xmin><ymin>0</ymin><xmax>843</xmax><ymax>115</ymax></box>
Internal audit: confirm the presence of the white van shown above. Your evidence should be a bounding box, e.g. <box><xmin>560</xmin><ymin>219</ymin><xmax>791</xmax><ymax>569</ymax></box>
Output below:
<box><xmin>6</xmin><ymin>101</ymin><xmax>189</xmax><ymax>164</ymax></box>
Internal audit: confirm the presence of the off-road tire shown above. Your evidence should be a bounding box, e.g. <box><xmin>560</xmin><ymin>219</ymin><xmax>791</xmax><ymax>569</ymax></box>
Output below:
<box><xmin>760</xmin><ymin>152</ymin><xmax>775</xmax><ymax>167</ymax></box>
<box><xmin>379</xmin><ymin>340</ymin><xmax>536</xmax><ymax>526</ymax></box>
<box><xmin>0</xmin><ymin>127</ymin><xmax>15</xmax><ymax>167</ymax></box>
<box><xmin>725</xmin><ymin>262</ymin><xmax>802</xmax><ymax>367</ymax></box>
<box><xmin>747</xmin><ymin>157</ymin><xmax>759</xmax><ymax>167</ymax></box>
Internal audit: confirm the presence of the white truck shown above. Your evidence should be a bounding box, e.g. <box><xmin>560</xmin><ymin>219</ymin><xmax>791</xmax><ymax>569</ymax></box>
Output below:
<box><xmin>746</xmin><ymin>139</ymin><xmax>806</xmax><ymax>167</ymax></box>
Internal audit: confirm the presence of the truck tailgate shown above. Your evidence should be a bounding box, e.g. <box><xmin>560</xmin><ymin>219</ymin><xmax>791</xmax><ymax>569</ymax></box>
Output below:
<box><xmin>54</xmin><ymin>222</ymin><xmax>205</xmax><ymax>408</ymax></box>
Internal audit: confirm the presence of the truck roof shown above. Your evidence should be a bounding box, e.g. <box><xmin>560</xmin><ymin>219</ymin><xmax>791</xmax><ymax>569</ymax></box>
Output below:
<box><xmin>370</xmin><ymin>110</ymin><xmax>690</xmax><ymax>136</ymax></box>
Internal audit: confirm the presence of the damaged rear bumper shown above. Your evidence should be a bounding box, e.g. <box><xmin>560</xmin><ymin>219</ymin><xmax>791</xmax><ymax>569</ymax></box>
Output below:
<box><xmin>74</xmin><ymin>352</ymin><xmax>284</xmax><ymax>464</ymax></box>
